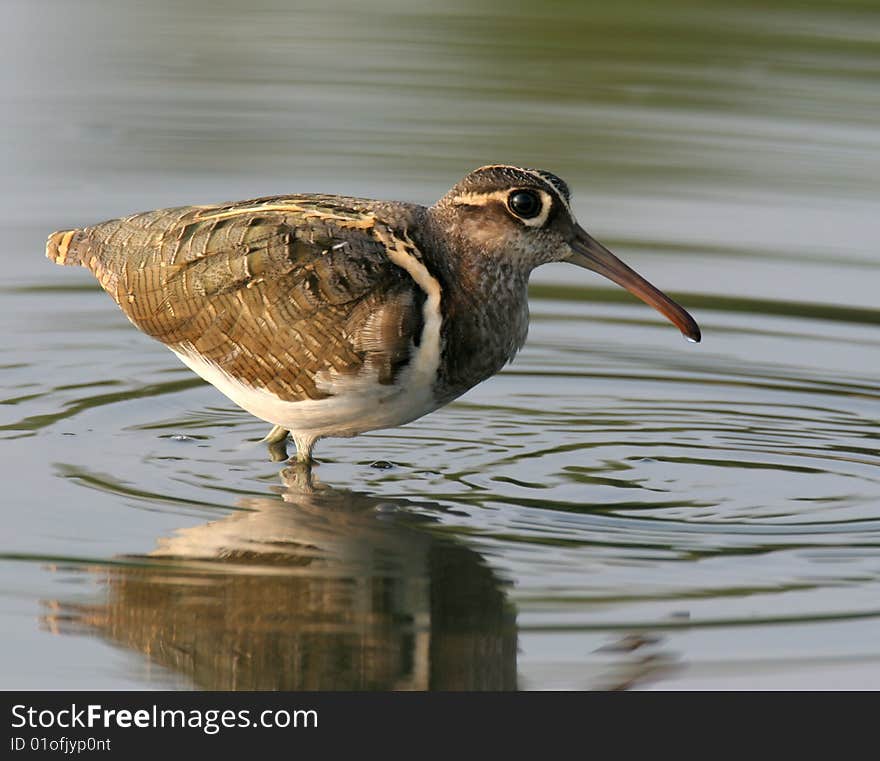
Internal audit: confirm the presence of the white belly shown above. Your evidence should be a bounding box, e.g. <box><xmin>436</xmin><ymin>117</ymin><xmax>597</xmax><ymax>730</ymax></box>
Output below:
<box><xmin>172</xmin><ymin>348</ymin><xmax>440</xmax><ymax>440</ymax></box>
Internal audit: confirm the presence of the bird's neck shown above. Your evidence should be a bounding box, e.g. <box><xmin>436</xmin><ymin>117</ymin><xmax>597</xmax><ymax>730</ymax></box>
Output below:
<box><xmin>415</xmin><ymin>214</ymin><xmax>532</xmax><ymax>401</ymax></box>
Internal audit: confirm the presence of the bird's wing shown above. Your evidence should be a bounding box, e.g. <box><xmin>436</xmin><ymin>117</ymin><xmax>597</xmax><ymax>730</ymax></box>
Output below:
<box><xmin>70</xmin><ymin>196</ymin><xmax>426</xmax><ymax>401</ymax></box>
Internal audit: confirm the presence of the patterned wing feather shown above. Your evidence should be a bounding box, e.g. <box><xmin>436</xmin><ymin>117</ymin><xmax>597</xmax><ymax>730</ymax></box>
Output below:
<box><xmin>61</xmin><ymin>198</ymin><xmax>425</xmax><ymax>401</ymax></box>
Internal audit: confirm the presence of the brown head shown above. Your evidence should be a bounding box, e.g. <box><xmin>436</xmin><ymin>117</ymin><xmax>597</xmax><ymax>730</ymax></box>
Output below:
<box><xmin>431</xmin><ymin>165</ymin><xmax>700</xmax><ymax>342</ymax></box>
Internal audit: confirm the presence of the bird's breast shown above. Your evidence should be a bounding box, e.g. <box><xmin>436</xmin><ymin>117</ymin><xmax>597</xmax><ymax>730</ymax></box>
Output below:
<box><xmin>434</xmin><ymin>274</ymin><xmax>530</xmax><ymax>402</ymax></box>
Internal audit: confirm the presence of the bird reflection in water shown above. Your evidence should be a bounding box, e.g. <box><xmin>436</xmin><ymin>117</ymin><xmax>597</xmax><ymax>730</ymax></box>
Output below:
<box><xmin>42</xmin><ymin>466</ymin><xmax>517</xmax><ymax>690</ymax></box>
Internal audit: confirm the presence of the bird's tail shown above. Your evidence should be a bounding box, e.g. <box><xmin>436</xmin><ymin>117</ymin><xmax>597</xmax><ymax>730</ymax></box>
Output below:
<box><xmin>46</xmin><ymin>228</ymin><xmax>85</xmax><ymax>266</ymax></box>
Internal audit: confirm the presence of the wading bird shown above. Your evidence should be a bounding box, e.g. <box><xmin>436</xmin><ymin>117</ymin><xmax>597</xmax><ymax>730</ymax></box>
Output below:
<box><xmin>47</xmin><ymin>165</ymin><xmax>700</xmax><ymax>463</ymax></box>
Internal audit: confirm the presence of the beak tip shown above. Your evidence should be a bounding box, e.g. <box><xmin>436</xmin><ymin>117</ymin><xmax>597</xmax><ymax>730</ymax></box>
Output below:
<box><xmin>569</xmin><ymin>230</ymin><xmax>702</xmax><ymax>345</ymax></box>
<box><xmin>682</xmin><ymin>323</ymin><xmax>701</xmax><ymax>344</ymax></box>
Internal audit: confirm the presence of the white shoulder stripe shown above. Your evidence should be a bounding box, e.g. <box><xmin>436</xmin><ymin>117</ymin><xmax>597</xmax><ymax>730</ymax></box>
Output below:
<box><xmin>372</xmin><ymin>224</ymin><xmax>444</xmax><ymax>393</ymax></box>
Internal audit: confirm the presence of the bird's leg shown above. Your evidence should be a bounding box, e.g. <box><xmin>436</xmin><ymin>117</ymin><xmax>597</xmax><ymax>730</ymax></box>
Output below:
<box><xmin>263</xmin><ymin>424</ymin><xmax>290</xmax><ymax>444</ymax></box>
<box><xmin>261</xmin><ymin>427</ymin><xmax>316</xmax><ymax>466</ymax></box>
<box><xmin>291</xmin><ymin>434</ymin><xmax>317</xmax><ymax>467</ymax></box>
<box><xmin>262</xmin><ymin>425</ymin><xmax>290</xmax><ymax>462</ymax></box>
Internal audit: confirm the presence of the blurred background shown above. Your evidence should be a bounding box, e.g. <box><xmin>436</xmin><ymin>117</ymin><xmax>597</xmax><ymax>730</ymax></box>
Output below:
<box><xmin>1</xmin><ymin>0</ymin><xmax>879</xmax><ymax>689</ymax></box>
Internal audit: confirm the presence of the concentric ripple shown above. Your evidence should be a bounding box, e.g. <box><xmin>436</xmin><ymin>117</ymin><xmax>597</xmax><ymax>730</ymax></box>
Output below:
<box><xmin>3</xmin><ymin>277</ymin><xmax>879</xmax><ymax>689</ymax></box>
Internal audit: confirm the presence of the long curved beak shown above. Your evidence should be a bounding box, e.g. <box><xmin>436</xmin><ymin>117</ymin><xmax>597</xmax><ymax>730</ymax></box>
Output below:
<box><xmin>567</xmin><ymin>226</ymin><xmax>701</xmax><ymax>343</ymax></box>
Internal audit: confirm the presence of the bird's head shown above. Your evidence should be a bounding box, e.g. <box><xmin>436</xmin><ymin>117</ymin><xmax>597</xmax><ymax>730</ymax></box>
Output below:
<box><xmin>432</xmin><ymin>165</ymin><xmax>700</xmax><ymax>342</ymax></box>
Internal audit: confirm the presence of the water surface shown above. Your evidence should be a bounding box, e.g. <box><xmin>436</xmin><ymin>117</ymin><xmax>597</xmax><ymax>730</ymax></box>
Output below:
<box><xmin>1</xmin><ymin>0</ymin><xmax>879</xmax><ymax>689</ymax></box>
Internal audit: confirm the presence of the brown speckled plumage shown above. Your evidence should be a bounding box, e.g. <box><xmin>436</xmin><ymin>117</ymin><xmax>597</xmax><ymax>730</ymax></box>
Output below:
<box><xmin>49</xmin><ymin>196</ymin><xmax>429</xmax><ymax>401</ymax></box>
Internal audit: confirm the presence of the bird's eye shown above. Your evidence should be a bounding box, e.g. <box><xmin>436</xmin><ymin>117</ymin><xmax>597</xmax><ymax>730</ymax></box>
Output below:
<box><xmin>507</xmin><ymin>190</ymin><xmax>542</xmax><ymax>219</ymax></box>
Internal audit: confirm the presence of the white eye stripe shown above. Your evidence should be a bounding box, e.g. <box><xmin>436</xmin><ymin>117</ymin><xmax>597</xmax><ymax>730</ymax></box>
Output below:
<box><xmin>450</xmin><ymin>190</ymin><xmax>514</xmax><ymax>206</ymax></box>
<box><xmin>470</xmin><ymin>165</ymin><xmax>574</xmax><ymax>214</ymax></box>
<box><xmin>449</xmin><ymin>189</ymin><xmax>553</xmax><ymax>227</ymax></box>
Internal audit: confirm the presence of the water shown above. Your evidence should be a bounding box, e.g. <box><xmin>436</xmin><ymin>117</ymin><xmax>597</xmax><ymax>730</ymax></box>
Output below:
<box><xmin>2</xmin><ymin>0</ymin><xmax>879</xmax><ymax>689</ymax></box>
